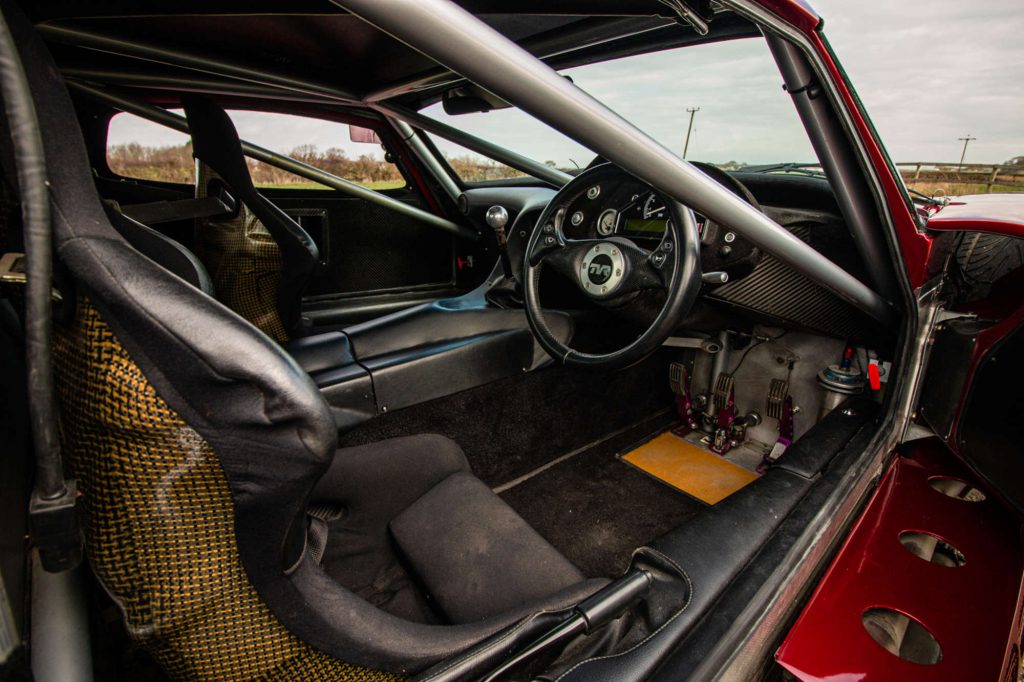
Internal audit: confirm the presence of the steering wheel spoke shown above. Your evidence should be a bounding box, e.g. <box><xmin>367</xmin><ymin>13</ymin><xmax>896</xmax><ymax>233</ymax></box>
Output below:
<box><xmin>527</xmin><ymin>221</ymin><xmax>566</xmax><ymax>266</ymax></box>
<box><xmin>629</xmin><ymin>249</ymin><xmax>671</xmax><ymax>290</ymax></box>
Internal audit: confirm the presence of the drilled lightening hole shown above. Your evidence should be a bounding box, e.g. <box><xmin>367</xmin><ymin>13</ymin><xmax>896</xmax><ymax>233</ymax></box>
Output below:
<box><xmin>899</xmin><ymin>531</ymin><xmax>967</xmax><ymax>568</ymax></box>
<box><xmin>928</xmin><ymin>476</ymin><xmax>986</xmax><ymax>502</ymax></box>
<box><xmin>862</xmin><ymin>608</ymin><xmax>942</xmax><ymax>665</ymax></box>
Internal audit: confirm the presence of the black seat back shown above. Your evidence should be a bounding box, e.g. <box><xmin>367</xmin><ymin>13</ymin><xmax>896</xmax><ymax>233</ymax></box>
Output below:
<box><xmin>105</xmin><ymin>205</ymin><xmax>215</xmax><ymax>295</ymax></box>
<box><xmin>182</xmin><ymin>95</ymin><xmax>318</xmax><ymax>341</ymax></box>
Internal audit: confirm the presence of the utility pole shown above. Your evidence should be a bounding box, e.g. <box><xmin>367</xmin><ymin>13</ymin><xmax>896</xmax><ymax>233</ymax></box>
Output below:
<box><xmin>683</xmin><ymin>107</ymin><xmax>700</xmax><ymax>159</ymax></box>
<box><xmin>957</xmin><ymin>134</ymin><xmax>976</xmax><ymax>170</ymax></box>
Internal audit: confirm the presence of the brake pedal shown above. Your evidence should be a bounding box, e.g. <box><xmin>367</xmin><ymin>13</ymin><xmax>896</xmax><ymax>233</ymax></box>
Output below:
<box><xmin>712</xmin><ymin>372</ymin><xmax>735</xmax><ymax>411</ymax></box>
<box><xmin>710</xmin><ymin>373</ymin><xmax>736</xmax><ymax>455</ymax></box>
<box><xmin>766</xmin><ymin>378</ymin><xmax>788</xmax><ymax>420</ymax></box>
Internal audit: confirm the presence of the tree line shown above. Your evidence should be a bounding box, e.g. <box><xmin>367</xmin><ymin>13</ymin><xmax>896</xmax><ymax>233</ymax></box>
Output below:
<box><xmin>107</xmin><ymin>142</ymin><xmax>524</xmax><ymax>185</ymax></box>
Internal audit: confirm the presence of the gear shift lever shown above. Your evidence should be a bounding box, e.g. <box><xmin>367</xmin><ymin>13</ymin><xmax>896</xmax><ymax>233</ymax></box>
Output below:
<box><xmin>485</xmin><ymin>205</ymin><xmax>515</xmax><ymax>280</ymax></box>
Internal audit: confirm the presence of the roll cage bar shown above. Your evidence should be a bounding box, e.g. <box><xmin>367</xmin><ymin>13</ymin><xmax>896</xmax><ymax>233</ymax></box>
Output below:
<box><xmin>332</xmin><ymin>0</ymin><xmax>896</xmax><ymax>325</ymax></box>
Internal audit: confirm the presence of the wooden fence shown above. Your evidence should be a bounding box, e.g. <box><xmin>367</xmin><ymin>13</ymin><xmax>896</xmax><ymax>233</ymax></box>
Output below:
<box><xmin>895</xmin><ymin>162</ymin><xmax>1024</xmax><ymax>193</ymax></box>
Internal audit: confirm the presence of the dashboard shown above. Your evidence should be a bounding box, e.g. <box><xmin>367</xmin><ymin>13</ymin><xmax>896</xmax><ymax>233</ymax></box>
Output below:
<box><xmin>462</xmin><ymin>168</ymin><xmax>883</xmax><ymax>344</ymax></box>
<box><xmin>553</xmin><ymin>174</ymin><xmax>761</xmax><ymax>283</ymax></box>
<box><xmin>556</xmin><ymin>178</ymin><xmax>706</xmax><ymax>243</ymax></box>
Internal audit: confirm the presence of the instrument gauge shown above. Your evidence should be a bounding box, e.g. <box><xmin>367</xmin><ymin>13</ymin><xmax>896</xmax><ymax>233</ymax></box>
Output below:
<box><xmin>642</xmin><ymin>193</ymin><xmax>666</xmax><ymax>220</ymax></box>
<box><xmin>597</xmin><ymin>209</ymin><xmax>617</xmax><ymax>236</ymax></box>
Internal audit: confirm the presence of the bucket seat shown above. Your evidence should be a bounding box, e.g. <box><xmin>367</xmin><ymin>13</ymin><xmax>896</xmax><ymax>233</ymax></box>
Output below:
<box><xmin>183</xmin><ymin>94</ymin><xmax>319</xmax><ymax>342</ymax></box>
<box><xmin>6</xmin><ymin>6</ymin><xmax>605</xmax><ymax>679</ymax></box>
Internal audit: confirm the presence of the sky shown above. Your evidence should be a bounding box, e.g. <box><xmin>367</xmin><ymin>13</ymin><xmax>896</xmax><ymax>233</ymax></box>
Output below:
<box><xmin>109</xmin><ymin>0</ymin><xmax>1024</xmax><ymax>167</ymax></box>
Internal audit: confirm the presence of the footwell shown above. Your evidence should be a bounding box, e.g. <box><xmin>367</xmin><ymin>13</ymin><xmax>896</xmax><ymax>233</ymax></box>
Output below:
<box><xmin>498</xmin><ymin>412</ymin><xmax>704</xmax><ymax>578</ymax></box>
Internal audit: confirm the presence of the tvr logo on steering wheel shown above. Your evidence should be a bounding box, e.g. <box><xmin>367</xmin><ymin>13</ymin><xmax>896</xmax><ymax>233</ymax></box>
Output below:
<box><xmin>588</xmin><ymin>255</ymin><xmax>614</xmax><ymax>284</ymax></box>
<box><xmin>580</xmin><ymin>244</ymin><xmax>625</xmax><ymax>296</ymax></box>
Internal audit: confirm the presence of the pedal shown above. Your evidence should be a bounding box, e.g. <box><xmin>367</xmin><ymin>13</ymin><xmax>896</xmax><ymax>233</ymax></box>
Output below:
<box><xmin>712</xmin><ymin>372</ymin><xmax>735</xmax><ymax>411</ymax></box>
<box><xmin>766</xmin><ymin>378</ymin><xmax>788</xmax><ymax>420</ymax></box>
<box><xmin>758</xmin><ymin>394</ymin><xmax>795</xmax><ymax>473</ymax></box>
<box><xmin>669</xmin><ymin>362</ymin><xmax>699</xmax><ymax>436</ymax></box>
<box><xmin>710</xmin><ymin>373</ymin><xmax>736</xmax><ymax>455</ymax></box>
<box><xmin>669</xmin><ymin>361</ymin><xmax>686</xmax><ymax>395</ymax></box>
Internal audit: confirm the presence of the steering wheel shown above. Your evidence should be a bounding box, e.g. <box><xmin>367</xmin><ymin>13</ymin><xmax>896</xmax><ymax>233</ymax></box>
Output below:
<box><xmin>523</xmin><ymin>163</ymin><xmax>701</xmax><ymax>369</ymax></box>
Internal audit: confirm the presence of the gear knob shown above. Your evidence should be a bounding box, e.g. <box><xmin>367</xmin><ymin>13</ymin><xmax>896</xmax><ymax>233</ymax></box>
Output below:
<box><xmin>485</xmin><ymin>205</ymin><xmax>513</xmax><ymax>279</ymax></box>
<box><xmin>485</xmin><ymin>205</ymin><xmax>509</xmax><ymax>230</ymax></box>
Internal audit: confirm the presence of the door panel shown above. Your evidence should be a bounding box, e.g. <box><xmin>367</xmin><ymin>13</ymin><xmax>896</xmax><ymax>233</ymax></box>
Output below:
<box><xmin>270</xmin><ymin>190</ymin><xmax>460</xmax><ymax>326</ymax></box>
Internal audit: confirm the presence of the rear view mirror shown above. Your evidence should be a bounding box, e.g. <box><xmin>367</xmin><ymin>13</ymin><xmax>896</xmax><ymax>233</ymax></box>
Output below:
<box><xmin>349</xmin><ymin>125</ymin><xmax>382</xmax><ymax>144</ymax></box>
<box><xmin>442</xmin><ymin>84</ymin><xmax>511</xmax><ymax>115</ymax></box>
<box><xmin>441</xmin><ymin>76</ymin><xmax>573</xmax><ymax>115</ymax></box>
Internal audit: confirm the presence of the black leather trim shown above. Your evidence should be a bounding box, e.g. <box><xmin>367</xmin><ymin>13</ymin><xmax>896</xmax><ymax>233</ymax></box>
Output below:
<box><xmin>769</xmin><ymin>395</ymin><xmax>878</xmax><ymax>479</ymax></box>
<box><xmin>284</xmin><ymin>331</ymin><xmax>357</xmax><ymax>376</ymax></box>
<box><xmin>646</xmin><ymin>421</ymin><xmax>879</xmax><ymax>681</ymax></box>
<box><xmin>363</xmin><ymin>329</ymin><xmax>534</xmax><ymax>413</ymax></box>
<box><xmin>415</xmin><ymin>609</ymin><xmax>578</xmax><ymax>682</ymax></box>
<box><xmin>554</xmin><ymin>469</ymin><xmax>810</xmax><ymax>682</ymax></box>
<box><xmin>317</xmin><ymin>365</ymin><xmax>376</xmax><ymax>430</ymax></box>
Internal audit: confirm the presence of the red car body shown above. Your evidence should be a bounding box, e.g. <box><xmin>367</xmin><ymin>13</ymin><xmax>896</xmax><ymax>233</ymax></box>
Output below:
<box><xmin>761</xmin><ymin>4</ymin><xmax>1024</xmax><ymax>679</ymax></box>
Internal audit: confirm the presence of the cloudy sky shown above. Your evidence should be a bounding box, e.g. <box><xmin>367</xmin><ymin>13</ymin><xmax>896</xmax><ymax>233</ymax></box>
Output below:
<box><xmin>110</xmin><ymin>0</ymin><xmax>1023</xmax><ymax>167</ymax></box>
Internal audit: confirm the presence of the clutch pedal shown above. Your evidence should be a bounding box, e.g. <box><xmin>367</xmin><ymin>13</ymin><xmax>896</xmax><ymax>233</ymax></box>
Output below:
<box><xmin>669</xmin><ymin>362</ymin><xmax>699</xmax><ymax>436</ymax></box>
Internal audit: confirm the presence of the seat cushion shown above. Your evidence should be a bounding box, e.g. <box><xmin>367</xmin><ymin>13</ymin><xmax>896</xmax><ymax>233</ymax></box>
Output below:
<box><xmin>390</xmin><ymin>471</ymin><xmax>585</xmax><ymax>624</ymax></box>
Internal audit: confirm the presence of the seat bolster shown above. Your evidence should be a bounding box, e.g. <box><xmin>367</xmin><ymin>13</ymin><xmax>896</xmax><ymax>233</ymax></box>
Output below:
<box><xmin>390</xmin><ymin>471</ymin><xmax>586</xmax><ymax>624</ymax></box>
<box><xmin>105</xmin><ymin>207</ymin><xmax>216</xmax><ymax>296</ymax></box>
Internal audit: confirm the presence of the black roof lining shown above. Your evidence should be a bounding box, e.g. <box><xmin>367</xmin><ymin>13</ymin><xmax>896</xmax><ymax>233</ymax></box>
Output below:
<box><xmin>30</xmin><ymin>4</ymin><xmax>758</xmax><ymax>109</ymax></box>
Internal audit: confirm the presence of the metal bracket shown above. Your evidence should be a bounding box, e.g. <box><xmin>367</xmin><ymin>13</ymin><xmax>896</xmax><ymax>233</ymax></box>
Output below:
<box><xmin>0</xmin><ymin>251</ymin><xmax>25</xmax><ymax>284</ymax></box>
<box><xmin>655</xmin><ymin>0</ymin><xmax>711</xmax><ymax>35</ymax></box>
<box><xmin>28</xmin><ymin>480</ymin><xmax>82</xmax><ymax>573</ymax></box>
<box><xmin>0</xmin><ymin>252</ymin><xmax>62</xmax><ymax>301</ymax></box>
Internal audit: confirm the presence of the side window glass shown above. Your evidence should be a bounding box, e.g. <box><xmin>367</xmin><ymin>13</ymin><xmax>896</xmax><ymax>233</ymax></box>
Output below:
<box><xmin>107</xmin><ymin>113</ymin><xmax>194</xmax><ymax>184</ymax></box>
<box><xmin>106</xmin><ymin>111</ymin><xmax>406</xmax><ymax>190</ymax></box>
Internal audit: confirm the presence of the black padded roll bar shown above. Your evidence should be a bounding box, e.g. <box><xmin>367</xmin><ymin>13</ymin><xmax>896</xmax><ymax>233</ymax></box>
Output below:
<box><xmin>0</xmin><ymin>5</ymin><xmax>81</xmax><ymax>573</ymax></box>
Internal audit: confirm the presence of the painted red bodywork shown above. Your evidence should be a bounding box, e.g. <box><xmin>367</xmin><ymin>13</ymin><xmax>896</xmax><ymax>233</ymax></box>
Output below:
<box><xmin>757</xmin><ymin>6</ymin><xmax>1024</xmax><ymax>679</ymax></box>
<box><xmin>753</xmin><ymin>0</ymin><xmax>822</xmax><ymax>33</ymax></box>
<box><xmin>776</xmin><ymin>440</ymin><xmax>1024</xmax><ymax>681</ymax></box>
<box><xmin>926</xmin><ymin>193</ymin><xmax>1024</xmax><ymax>238</ymax></box>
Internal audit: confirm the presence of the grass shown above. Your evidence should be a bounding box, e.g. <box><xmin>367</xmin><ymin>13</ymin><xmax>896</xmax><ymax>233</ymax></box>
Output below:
<box><xmin>255</xmin><ymin>180</ymin><xmax>407</xmax><ymax>191</ymax></box>
<box><xmin>904</xmin><ymin>181</ymin><xmax>1023</xmax><ymax>197</ymax></box>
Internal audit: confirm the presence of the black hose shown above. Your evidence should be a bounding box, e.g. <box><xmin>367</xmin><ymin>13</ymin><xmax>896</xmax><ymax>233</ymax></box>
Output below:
<box><xmin>0</xmin><ymin>8</ymin><xmax>64</xmax><ymax>499</ymax></box>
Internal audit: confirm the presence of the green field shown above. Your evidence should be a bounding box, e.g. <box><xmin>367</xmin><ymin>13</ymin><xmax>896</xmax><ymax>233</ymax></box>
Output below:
<box><xmin>904</xmin><ymin>181</ymin><xmax>1022</xmax><ymax>197</ymax></box>
<box><xmin>255</xmin><ymin>179</ymin><xmax>407</xmax><ymax>191</ymax></box>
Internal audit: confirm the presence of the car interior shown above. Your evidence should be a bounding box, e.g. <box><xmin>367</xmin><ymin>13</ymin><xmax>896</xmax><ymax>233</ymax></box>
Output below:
<box><xmin>0</xmin><ymin>1</ymin><xmax>910</xmax><ymax>680</ymax></box>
